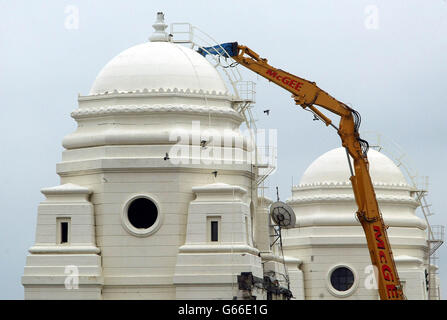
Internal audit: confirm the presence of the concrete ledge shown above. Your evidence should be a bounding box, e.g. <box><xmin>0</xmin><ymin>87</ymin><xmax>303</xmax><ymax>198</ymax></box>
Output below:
<box><xmin>22</xmin><ymin>275</ymin><xmax>104</xmax><ymax>285</ymax></box>
<box><xmin>104</xmin><ymin>275</ymin><xmax>172</xmax><ymax>286</ymax></box>
<box><xmin>178</xmin><ymin>244</ymin><xmax>259</xmax><ymax>255</ymax></box>
<box><xmin>29</xmin><ymin>246</ymin><xmax>101</xmax><ymax>254</ymax></box>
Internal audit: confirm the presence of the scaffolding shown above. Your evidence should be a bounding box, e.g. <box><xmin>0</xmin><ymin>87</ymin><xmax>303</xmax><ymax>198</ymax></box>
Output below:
<box><xmin>169</xmin><ymin>24</ymin><xmax>282</xmax><ymax>300</ymax></box>
<box><xmin>169</xmin><ymin>23</ymin><xmax>276</xmax><ymax>189</ymax></box>
<box><xmin>426</xmin><ymin>224</ymin><xmax>444</xmax><ymax>299</ymax></box>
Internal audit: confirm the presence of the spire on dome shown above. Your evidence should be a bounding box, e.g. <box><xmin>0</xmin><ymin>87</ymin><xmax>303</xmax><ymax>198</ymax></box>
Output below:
<box><xmin>149</xmin><ymin>12</ymin><xmax>170</xmax><ymax>42</ymax></box>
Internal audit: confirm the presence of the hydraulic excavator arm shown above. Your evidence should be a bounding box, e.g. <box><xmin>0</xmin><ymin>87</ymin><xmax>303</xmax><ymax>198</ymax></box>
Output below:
<box><xmin>199</xmin><ymin>42</ymin><xmax>405</xmax><ymax>300</ymax></box>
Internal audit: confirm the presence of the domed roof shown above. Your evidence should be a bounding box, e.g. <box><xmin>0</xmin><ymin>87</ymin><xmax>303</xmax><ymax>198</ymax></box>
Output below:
<box><xmin>89</xmin><ymin>41</ymin><xmax>228</xmax><ymax>95</ymax></box>
<box><xmin>299</xmin><ymin>147</ymin><xmax>409</xmax><ymax>186</ymax></box>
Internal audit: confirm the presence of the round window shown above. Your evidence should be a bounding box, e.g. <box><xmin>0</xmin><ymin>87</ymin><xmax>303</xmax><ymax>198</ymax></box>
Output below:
<box><xmin>121</xmin><ymin>195</ymin><xmax>161</xmax><ymax>237</ymax></box>
<box><xmin>330</xmin><ymin>267</ymin><xmax>355</xmax><ymax>292</ymax></box>
<box><xmin>127</xmin><ymin>197</ymin><xmax>158</xmax><ymax>229</ymax></box>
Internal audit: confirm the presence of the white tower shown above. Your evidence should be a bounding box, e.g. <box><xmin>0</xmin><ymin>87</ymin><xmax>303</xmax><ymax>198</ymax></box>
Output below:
<box><xmin>283</xmin><ymin>148</ymin><xmax>431</xmax><ymax>300</ymax></box>
<box><xmin>22</xmin><ymin>13</ymin><xmax>264</xmax><ymax>299</ymax></box>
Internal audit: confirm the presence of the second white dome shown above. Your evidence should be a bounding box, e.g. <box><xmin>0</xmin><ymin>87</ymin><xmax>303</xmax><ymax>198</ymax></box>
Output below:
<box><xmin>299</xmin><ymin>147</ymin><xmax>409</xmax><ymax>187</ymax></box>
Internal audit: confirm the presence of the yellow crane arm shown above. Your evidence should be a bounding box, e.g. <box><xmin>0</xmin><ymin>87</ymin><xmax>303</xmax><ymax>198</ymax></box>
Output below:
<box><xmin>203</xmin><ymin>43</ymin><xmax>405</xmax><ymax>300</ymax></box>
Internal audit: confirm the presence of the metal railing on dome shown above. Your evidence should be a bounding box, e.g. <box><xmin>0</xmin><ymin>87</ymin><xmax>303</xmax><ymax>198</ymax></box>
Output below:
<box><xmin>169</xmin><ymin>22</ymin><xmax>276</xmax><ymax>187</ymax></box>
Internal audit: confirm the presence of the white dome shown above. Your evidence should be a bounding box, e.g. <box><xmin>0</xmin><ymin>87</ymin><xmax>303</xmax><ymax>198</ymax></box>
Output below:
<box><xmin>89</xmin><ymin>41</ymin><xmax>228</xmax><ymax>95</ymax></box>
<box><xmin>299</xmin><ymin>147</ymin><xmax>408</xmax><ymax>186</ymax></box>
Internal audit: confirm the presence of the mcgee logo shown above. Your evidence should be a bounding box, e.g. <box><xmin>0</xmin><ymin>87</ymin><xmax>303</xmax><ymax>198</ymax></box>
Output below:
<box><xmin>266</xmin><ymin>69</ymin><xmax>303</xmax><ymax>91</ymax></box>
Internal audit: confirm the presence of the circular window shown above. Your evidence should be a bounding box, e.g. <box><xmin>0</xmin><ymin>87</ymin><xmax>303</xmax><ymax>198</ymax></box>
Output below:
<box><xmin>122</xmin><ymin>195</ymin><xmax>161</xmax><ymax>237</ymax></box>
<box><xmin>330</xmin><ymin>266</ymin><xmax>355</xmax><ymax>292</ymax></box>
<box><xmin>127</xmin><ymin>198</ymin><xmax>158</xmax><ymax>229</ymax></box>
<box><xmin>326</xmin><ymin>265</ymin><xmax>358</xmax><ymax>298</ymax></box>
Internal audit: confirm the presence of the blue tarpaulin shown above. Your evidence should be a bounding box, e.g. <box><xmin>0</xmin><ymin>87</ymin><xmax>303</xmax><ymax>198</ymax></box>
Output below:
<box><xmin>197</xmin><ymin>42</ymin><xmax>238</xmax><ymax>58</ymax></box>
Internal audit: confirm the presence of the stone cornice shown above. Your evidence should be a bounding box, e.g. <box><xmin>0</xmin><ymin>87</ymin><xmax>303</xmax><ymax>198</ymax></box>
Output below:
<box><xmin>287</xmin><ymin>194</ymin><xmax>418</xmax><ymax>207</ymax></box>
<box><xmin>41</xmin><ymin>183</ymin><xmax>92</xmax><ymax>195</ymax></box>
<box><xmin>79</xmin><ymin>87</ymin><xmax>231</xmax><ymax>101</ymax></box>
<box><xmin>259</xmin><ymin>252</ymin><xmax>303</xmax><ymax>266</ymax></box>
<box><xmin>281</xmin><ymin>214</ymin><xmax>426</xmax><ymax>229</ymax></box>
<box><xmin>283</xmin><ymin>241</ymin><xmax>428</xmax><ymax>250</ymax></box>
<box><xmin>192</xmin><ymin>183</ymin><xmax>247</xmax><ymax>195</ymax></box>
<box><xmin>56</xmin><ymin>159</ymin><xmax>254</xmax><ymax>178</ymax></box>
<box><xmin>29</xmin><ymin>245</ymin><xmax>100</xmax><ymax>254</ymax></box>
<box><xmin>293</xmin><ymin>180</ymin><xmax>412</xmax><ymax>191</ymax></box>
<box><xmin>71</xmin><ymin>104</ymin><xmax>244</xmax><ymax>121</ymax></box>
<box><xmin>178</xmin><ymin>244</ymin><xmax>259</xmax><ymax>256</ymax></box>
<box><xmin>394</xmin><ymin>255</ymin><xmax>423</xmax><ymax>266</ymax></box>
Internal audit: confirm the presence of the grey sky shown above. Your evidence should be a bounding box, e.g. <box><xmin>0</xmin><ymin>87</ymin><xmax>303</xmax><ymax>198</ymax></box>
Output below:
<box><xmin>0</xmin><ymin>0</ymin><xmax>446</xmax><ymax>299</ymax></box>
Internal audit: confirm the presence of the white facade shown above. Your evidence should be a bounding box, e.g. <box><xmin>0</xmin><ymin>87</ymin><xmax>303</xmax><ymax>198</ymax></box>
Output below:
<box><xmin>22</xmin><ymin>13</ymin><xmax>291</xmax><ymax>300</ymax></box>
<box><xmin>22</xmin><ymin>13</ymin><xmax>437</xmax><ymax>300</ymax></box>
<box><xmin>283</xmin><ymin>147</ymin><xmax>433</xmax><ymax>299</ymax></box>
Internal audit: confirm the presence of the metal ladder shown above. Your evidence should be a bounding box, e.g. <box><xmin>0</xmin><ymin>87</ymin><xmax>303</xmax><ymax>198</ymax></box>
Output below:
<box><xmin>169</xmin><ymin>22</ymin><xmax>276</xmax><ymax>187</ymax></box>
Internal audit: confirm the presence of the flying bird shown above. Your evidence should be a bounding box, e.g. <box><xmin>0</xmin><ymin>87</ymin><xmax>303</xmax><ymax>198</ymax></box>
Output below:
<box><xmin>163</xmin><ymin>152</ymin><xmax>170</xmax><ymax>161</ymax></box>
<box><xmin>263</xmin><ymin>109</ymin><xmax>270</xmax><ymax>115</ymax></box>
<box><xmin>212</xmin><ymin>171</ymin><xmax>218</xmax><ymax>178</ymax></box>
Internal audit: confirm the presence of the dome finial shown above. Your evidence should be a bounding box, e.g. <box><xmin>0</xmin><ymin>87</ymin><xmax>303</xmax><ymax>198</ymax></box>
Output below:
<box><xmin>149</xmin><ymin>12</ymin><xmax>169</xmax><ymax>42</ymax></box>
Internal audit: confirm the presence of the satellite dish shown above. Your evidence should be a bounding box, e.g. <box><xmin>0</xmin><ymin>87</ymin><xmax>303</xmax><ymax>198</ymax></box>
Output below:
<box><xmin>270</xmin><ymin>201</ymin><xmax>296</xmax><ymax>229</ymax></box>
